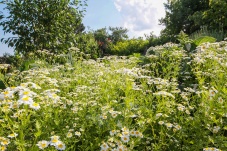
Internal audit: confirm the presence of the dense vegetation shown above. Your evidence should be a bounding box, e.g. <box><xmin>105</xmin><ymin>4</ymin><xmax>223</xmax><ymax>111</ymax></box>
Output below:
<box><xmin>0</xmin><ymin>40</ymin><xmax>227</xmax><ymax>150</ymax></box>
<box><xmin>0</xmin><ymin>0</ymin><xmax>227</xmax><ymax>151</ymax></box>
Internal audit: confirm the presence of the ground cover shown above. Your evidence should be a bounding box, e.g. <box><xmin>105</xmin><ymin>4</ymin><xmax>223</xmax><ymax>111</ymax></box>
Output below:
<box><xmin>0</xmin><ymin>41</ymin><xmax>227</xmax><ymax>150</ymax></box>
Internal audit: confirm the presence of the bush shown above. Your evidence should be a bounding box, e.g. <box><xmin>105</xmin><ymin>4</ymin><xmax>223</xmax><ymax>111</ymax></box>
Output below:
<box><xmin>194</xmin><ymin>36</ymin><xmax>216</xmax><ymax>46</ymax></box>
<box><xmin>75</xmin><ymin>32</ymin><xmax>100</xmax><ymax>59</ymax></box>
<box><xmin>110</xmin><ymin>38</ymin><xmax>149</xmax><ymax>56</ymax></box>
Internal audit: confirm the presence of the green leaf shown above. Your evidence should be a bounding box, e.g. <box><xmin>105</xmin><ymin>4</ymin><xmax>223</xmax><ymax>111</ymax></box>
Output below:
<box><xmin>194</xmin><ymin>36</ymin><xmax>217</xmax><ymax>46</ymax></box>
<box><xmin>35</xmin><ymin>121</ymin><xmax>41</xmax><ymax>130</ymax></box>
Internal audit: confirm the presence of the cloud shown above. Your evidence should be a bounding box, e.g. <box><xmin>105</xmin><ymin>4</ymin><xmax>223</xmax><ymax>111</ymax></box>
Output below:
<box><xmin>113</xmin><ymin>0</ymin><xmax>167</xmax><ymax>37</ymax></box>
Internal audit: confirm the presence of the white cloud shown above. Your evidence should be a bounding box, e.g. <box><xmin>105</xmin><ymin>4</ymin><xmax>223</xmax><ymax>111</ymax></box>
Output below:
<box><xmin>113</xmin><ymin>0</ymin><xmax>167</xmax><ymax>37</ymax></box>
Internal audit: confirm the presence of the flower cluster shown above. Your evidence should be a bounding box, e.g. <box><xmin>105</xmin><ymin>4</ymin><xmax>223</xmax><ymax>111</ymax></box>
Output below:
<box><xmin>37</xmin><ymin>136</ymin><xmax>65</xmax><ymax>150</ymax></box>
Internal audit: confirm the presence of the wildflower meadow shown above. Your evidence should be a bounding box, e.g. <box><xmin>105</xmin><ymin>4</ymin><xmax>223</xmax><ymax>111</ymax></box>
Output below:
<box><xmin>0</xmin><ymin>40</ymin><xmax>227</xmax><ymax>151</ymax></box>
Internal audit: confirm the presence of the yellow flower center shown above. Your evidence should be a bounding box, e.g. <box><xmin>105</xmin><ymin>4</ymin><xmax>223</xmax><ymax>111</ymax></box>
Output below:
<box><xmin>41</xmin><ymin>143</ymin><xmax>47</xmax><ymax>148</ymax></box>
<box><xmin>52</xmin><ymin>139</ymin><xmax>58</xmax><ymax>143</ymax></box>
<box><xmin>22</xmin><ymin>97</ymin><xmax>29</xmax><ymax>101</ymax></box>
<box><xmin>58</xmin><ymin>144</ymin><xmax>63</xmax><ymax>148</ymax></box>
<box><xmin>23</xmin><ymin>91</ymin><xmax>29</xmax><ymax>95</ymax></box>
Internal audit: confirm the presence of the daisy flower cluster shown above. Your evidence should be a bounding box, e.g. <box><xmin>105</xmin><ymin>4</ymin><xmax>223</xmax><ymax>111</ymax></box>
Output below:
<box><xmin>37</xmin><ymin>136</ymin><xmax>65</xmax><ymax>150</ymax></box>
<box><xmin>0</xmin><ymin>82</ymin><xmax>41</xmax><ymax>110</ymax></box>
<box><xmin>203</xmin><ymin>147</ymin><xmax>222</xmax><ymax>151</ymax></box>
<box><xmin>100</xmin><ymin>126</ymin><xmax>143</xmax><ymax>151</ymax></box>
<box><xmin>0</xmin><ymin>133</ymin><xmax>18</xmax><ymax>151</ymax></box>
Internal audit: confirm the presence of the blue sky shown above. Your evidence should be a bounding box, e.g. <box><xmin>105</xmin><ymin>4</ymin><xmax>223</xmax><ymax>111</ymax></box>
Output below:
<box><xmin>0</xmin><ymin>0</ymin><xmax>167</xmax><ymax>56</ymax></box>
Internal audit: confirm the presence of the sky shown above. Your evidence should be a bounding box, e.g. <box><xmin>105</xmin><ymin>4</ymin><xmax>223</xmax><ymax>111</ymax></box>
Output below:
<box><xmin>0</xmin><ymin>0</ymin><xmax>167</xmax><ymax>56</ymax></box>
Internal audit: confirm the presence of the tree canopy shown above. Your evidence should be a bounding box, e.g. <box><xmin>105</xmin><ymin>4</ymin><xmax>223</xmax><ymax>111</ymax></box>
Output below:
<box><xmin>0</xmin><ymin>0</ymin><xmax>87</xmax><ymax>54</ymax></box>
<box><xmin>160</xmin><ymin>0</ymin><xmax>227</xmax><ymax>41</ymax></box>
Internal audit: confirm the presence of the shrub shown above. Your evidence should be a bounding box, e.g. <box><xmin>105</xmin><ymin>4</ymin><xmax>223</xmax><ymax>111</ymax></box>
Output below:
<box><xmin>194</xmin><ymin>36</ymin><xmax>216</xmax><ymax>46</ymax></box>
<box><xmin>110</xmin><ymin>38</ymin><xmax>149</xmax><ymax>55</ymax></box>
<box><xmin>75</xmin><ymin>32</ymin><xmax>100</xmax><ymax>59</ymax></box>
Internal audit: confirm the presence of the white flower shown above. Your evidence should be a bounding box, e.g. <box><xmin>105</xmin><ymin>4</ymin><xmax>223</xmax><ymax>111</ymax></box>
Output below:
<box><xmin>111</xmin><ymin>111</ymin><xmax>118</xmax><ymax>118</ymax></box>
<box><xmin>100</xmin><ymin>142</ymin><xmax>109</xmax><ymax>150</ymax></box>
<box><xmin>218</xmin><ymin>97</ymin><xmax>224</xmax><ymax>104</ymax></box>
<box><xmin>122</xmin><ymin>131</ymin><xmax>130</xmax><ymax>137</ymax></box>
<box><xmin>100</xmin><ymin>114</ymin><xmax>107</xmax><ymax>120</ymax></box>
<box><xmin>1</xmin><ymin>90</ymin><xmax>14</xmax><ymax>99</ymax></box>
<box><xmin>213</xmin><ymin>126</ymin><xmax>220</xmax><ymax>133</ymax></box>
<box><xmin>55</xmin><ymin>141</ymin><xmax>66</xmax><ymax>150</ymax></box>
<box><xmin>1</xmin><ymin>138</ymin><xmax>10</xmax><ymax>146</ymax></box>
<box><xmin>174</xmin><ymin>124</ymin><xmax>181</xmax><ymax>130</ymax></box>
<box><xmin>7</xmin><ymin>133</ymin><xmax>18</xmax><ymax>138</ymax></box>
<box><xmin>117</xmin><ymin>145</ymin><xmax>125</xmax><ymax>151</ymax></box>
<box><xmin>165</xmin><ymin>123</ymin><xmax>173</xmax><ymax>128</ymax></box>
<box><xmin>18</xmin><ymin>95</ymin><xmax>33</xmax><ymax>105</ymax></box>
<box><xmin>36</xmin><ymin>140</ymin><xmax>49</xmax><ymax>150</ymax></box>
<box><xmin>209</xmin><ymin>89</ymin><xmax>217</xmax><ymax>97</ymax></box>
<box><xmin>50</xmin><ymin>135</ymin><xmax>60</xmax><ymax>146</ymax></box>
<box><xmin>177</xmin><ymin>106</ymin><xmax>185</xmax><ymax>111</ymax></box>
<box><xmin>156</xmin><ymin>113</ymin><xmax>162</xmax><ymax>118</ymax></box>
<box><xmin>158</xmin><ymin>121</ymin><xmax>164</xmax><ymax>125</ymax></box>
<box><xmin>75</xmin><ymin>131</ymin><xmax>81</xmax><ymax>137</ymax></box>
<box><xmin>29</xmin><ymin>102</ymin><xmax>40</xmax><ymax>110</ymax></box>
<box><xmin>134</xmin><ymin>131</ymin><xmax>143</xmax><ymax>138</ymax></box>
<box><xmin>66</xmin><ymin>132</ymin><xmax>73</xmax><ymax>138</ymax></box>
<box><xmin>121</xmin><ymin>135</ymin><xmax>130</xmax><ymax>143</ymax></box>
<box><xmin>110</xmin><ymin>130</ymin><xmax>117</xmax><ymax>136</ymax></box>
<box><xmin>19</xmin><ymin>89</ymin><xmax>37</xmax><ymax>98</ymax></box>
<box><xmin>121</xmin><ymin>127</ymin><xmax>129</xmax><ymax>132</ymax></box>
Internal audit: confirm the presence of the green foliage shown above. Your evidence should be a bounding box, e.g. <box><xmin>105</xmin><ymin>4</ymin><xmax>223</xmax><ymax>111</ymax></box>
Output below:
<box><xmin>177</xmin><ymin>31</ymin><xmax>216</xmax><ymax>51</ymax></box>
<box><xmin>93</xmin><ymin>26</ymin><xmax>129</xmax><ymax>55</ymax></box>
<box><xmin>190</xmin><ymin>0</ymin><xmax>227</xmax><ymax>32</ymax></box>
<box><xmin>19</xmin><ymin>59</ymin><xmax>36</xmax><ymax>72</ymax></box>
<box><xmin>194</xmin><ymin>36</ymin><xmax>216</xmax><ymax>46</ymax></box>
<box><xmin>0</xmin><ymin>80</ymin><xmax>5</xmax><ymax>89</ymax></box>
<box><xmin>160</xmin><ymin>0</ymin><xmax>227</xmax><ymax>41</ymax></box>
<box><xmin>177</xmin><ymin>31</ymin><xmax>193</xmax><ymax>44</ymax></box>
<box><xmin>0</xmin><ymin>0</ymin><xmax>87</xmax><ymax>54</ymax></box>
<box><xmin>75</xmin><ymin>32</ymin><xmax>100</xmax><ymax>59</ymax></box>
<box><xmin>190</xmin><ymin>26</ymin><xmax>226</xmax><ymax>41</ymax></box>
<box><xmin>93</xmin><ymin>27</ymin><xmax>111</xmax><ymax>55</ymax></box>
<box><xmin>145</xmin><ymin>32</ymin><xmax>170</xmax><ymax>47</ymax></box>
<box><xmin>177</xmin><ymin>31</ymin><xmax>194</xmax><ymax>51</ymax></box>
<box><xmin>160</xmin><ymin>0</ymin><xmax>209</xmax><ymax>38</ymax></box>
<box><xmin>110</xmin><ymin>38</ymin><xmax>149</xmax><ymax>56</ymax></box>
<box><xmin>1</xmin><ymin>41</ymin><xmax>227</xmax><ymax>150</ymax></box>
<box><xmin>108</xmin><ymin>27</ymin><xmax>128</xmax><ymax>44</ymax></box>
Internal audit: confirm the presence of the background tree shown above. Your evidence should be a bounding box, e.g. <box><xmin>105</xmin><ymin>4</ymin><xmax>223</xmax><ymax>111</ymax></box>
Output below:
<box><xmin>0</xmin><ymin>0</ymin><xmax>87</xmax><ymax>55</ymax></box>
<box><xmin>93</xmin><ymin>26</ymin><xmax>129</xmax><ymax>55</ymax></box>
<box><xmin>93</xmin><ymin>27</ymin><xmax>109</xmax><ymax>55</ymax></box>
<box><xmin>75</xmin><ymin>31</ymin><xmax>100</xmax><ymax>59</ymax></box>
<box><xmin>190</xmin><ymin>0</ymin><xmax>227</xmax><ymax>31</ymax></box>
<box><xmin>108</xmin><ymin>27</ymin><xmax>128</xmax><ymax>44</ymax></box>
<box><xmin>160</xmin><ymin>0</ymin><xmax>209</xmax><ymax>41</ymax></box>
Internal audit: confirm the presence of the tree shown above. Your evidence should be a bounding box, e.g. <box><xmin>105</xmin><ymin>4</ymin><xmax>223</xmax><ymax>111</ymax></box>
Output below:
<box><xmin>0</xmin><ymin>0</ymin><xmax>87</xmax><ymax>55</ymax></box>
<box><xmin>93</xmin><ymin>26</ymin><xmax>129</xmax><ymax>55</ymax></box>
<box><xmin>108</xmin><ymin>27</ymin><xmax>128</xmax><ymax>44</ymax></box>
<box><xmin>93</xmin><ymin>27</ymin><xmax>110</xmax><ymax>55</ymax></box>
<box><xmin>75</xmin><ymin>31</ymin><xmax>100</xmax><ymax>59</ymax></box>
<box><xmin>190</xmin><ymin>0</ymin><xmax>227</xmax><ymax>31</ymax></box>
<box><xmin>160</xmin><ymin>0</ymin><xmax>209</xmax><ymax>40</ymax></box>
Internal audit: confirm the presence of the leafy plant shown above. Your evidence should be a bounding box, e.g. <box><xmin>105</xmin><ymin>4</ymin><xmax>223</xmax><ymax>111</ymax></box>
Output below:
<box><xmin>0</xmin><ymin>0</ymin><xmax>87</xmax><ymax>55</ymax></box>
<box><xmin>75</xmin><ymin>32</ymin><xmax>100</xmax><ymax>59</ymax></box>
<box><xmin>190</xmin><ymin>26</ymin><xmax>225</xmax><ymax>41</ymax></box>
<box><xmin>194</xmin><ymin>36</ymin><xmax>216</xmax><ymax>46</ymax></box>
<box><xmin>110</xmin><ymin>38</ymin><xmax>149</xmax><ymax>55</ymax></box>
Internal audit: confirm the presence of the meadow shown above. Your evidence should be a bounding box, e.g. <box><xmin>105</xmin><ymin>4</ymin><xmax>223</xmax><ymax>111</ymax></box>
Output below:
<box><xmin>0</xmin><ymin>41</ymin><xmax>227</xmax><ymax>151</ymax></box>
